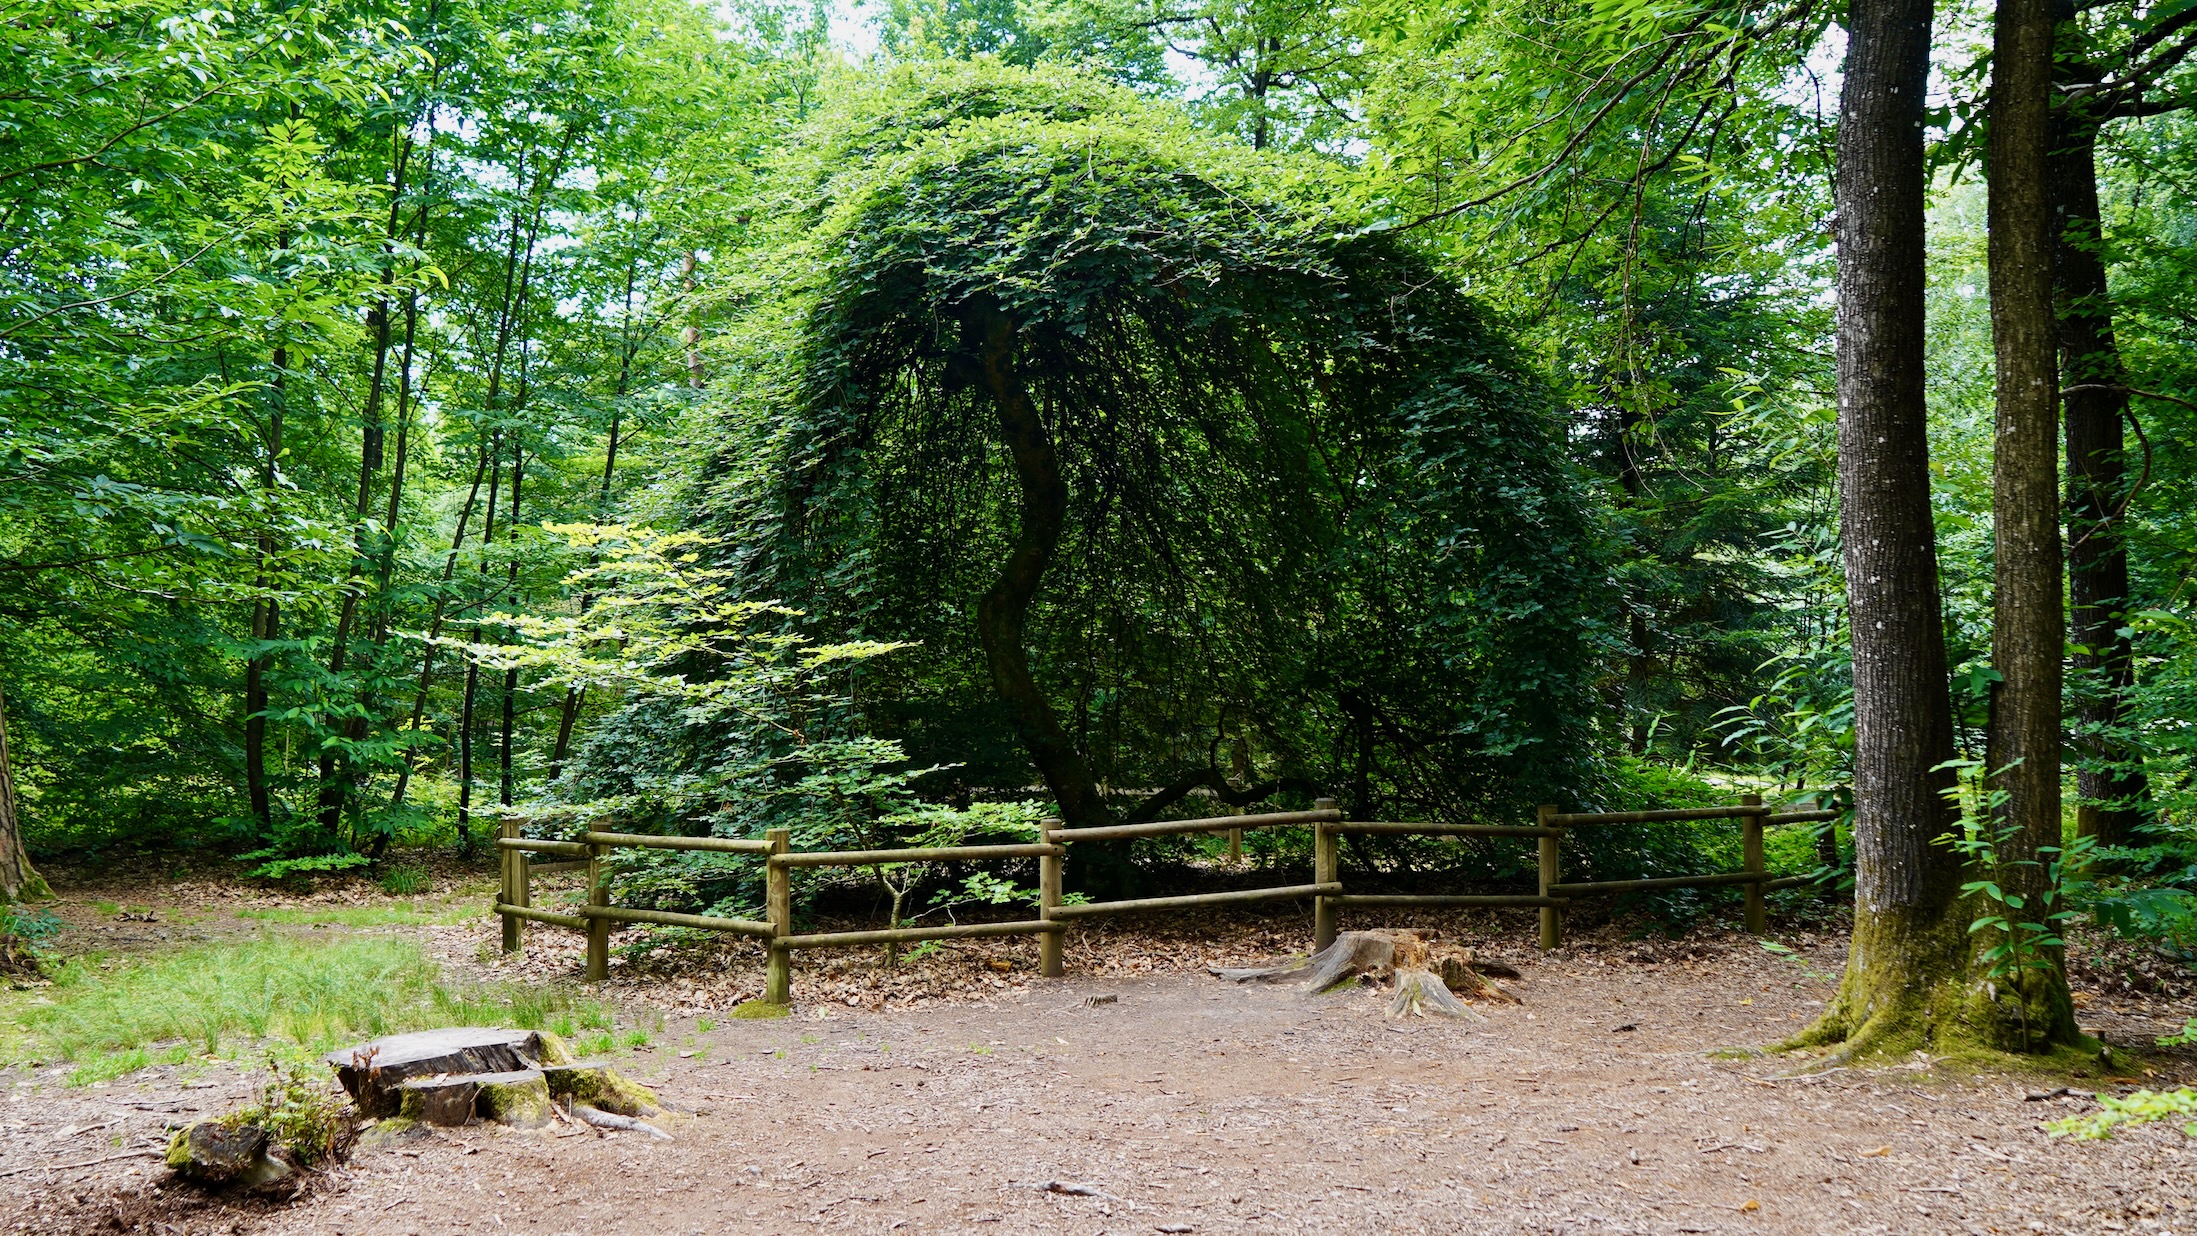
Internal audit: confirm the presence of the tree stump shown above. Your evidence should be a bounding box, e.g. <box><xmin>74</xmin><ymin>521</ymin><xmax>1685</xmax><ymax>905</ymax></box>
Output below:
<box><xmin>325</xmin><ymin>1028</ymin><xmax>560</xmax><ymax>1117</ymax></box>
<box><xmin>165</xmin><ymin>1121</ymin><xmax>294</xmax><ymax>1188</ymax></box>
<box><xmin>396</xmin><ymin>1075</ymin><xmax>481</xmax><ymax>1127</ymax></box>
<box><xmin>1210</xmin><ymin>929</ymin><xmax>1517</xmax><ymax>1015</ymax></box>
<box><xmin>542</xmin><ymin>1062</ymin><xmax>661</xmax><ymax>1118</ymax></box>
<box><xmin>473</xmin><ymin>1069</ymin><xmax>553</xmax><ymax>1129</ymax></box>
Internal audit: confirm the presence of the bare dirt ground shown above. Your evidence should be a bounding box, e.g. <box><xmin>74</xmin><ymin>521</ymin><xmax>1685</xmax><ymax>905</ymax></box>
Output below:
<box><xmin>5</xmin><ymin>856</ymin><xmax>2196</xmax><ymax>1236</ymax></box>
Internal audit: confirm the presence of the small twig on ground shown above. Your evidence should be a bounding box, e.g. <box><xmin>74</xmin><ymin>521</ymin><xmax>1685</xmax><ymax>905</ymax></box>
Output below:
<box><xmin>1024</xmin><ymin>1179</ymin><xmax>1115</xmax><ymax>1199</ymax></box>
<box><xmin>0</xmin><ymin>1148</ymin><xmax>162</xmax><ymax>1178</ymax></box>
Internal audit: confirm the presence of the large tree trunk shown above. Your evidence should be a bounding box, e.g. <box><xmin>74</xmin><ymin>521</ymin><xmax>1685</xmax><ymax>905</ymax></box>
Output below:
<box><xmin>1798</xmin><ymin>0</ymin><xmax>1976</xmax><ymax>1059</ymax></box>
<box><xmin>967</xmin><ymin>307</ymin><xmax>1114</xmax><ymax>831</ymax></box>
<box><xmin>0</xmin><ymin>684</ymin><xmax>49</xmax><ymax>904</ymax></box>
<box><xmin>1983</xmin><ymin>0</ymin><xmax>2080</xmax><ymax>1047</ymax></box>
<box><xmin>2052</xmin><ymin>56</ymin><xmax>2149</xmax><ymax>850</ymax></box>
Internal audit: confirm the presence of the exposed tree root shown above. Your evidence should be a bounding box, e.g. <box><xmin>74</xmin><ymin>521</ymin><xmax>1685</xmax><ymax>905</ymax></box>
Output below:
<box><xmin>1390</xmin><ymin>969</ymin><xmax>1481</xmax><ymax>1019</ymax></box>
<box><xmin>569</xmin><ymin>1103</ymin><xmax>672</xmax><ymax>1140</ymax></box>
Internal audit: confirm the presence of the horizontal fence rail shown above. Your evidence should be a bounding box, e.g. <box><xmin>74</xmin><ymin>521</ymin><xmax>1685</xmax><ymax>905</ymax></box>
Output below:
<box><xmin>779</xmin><ymin>920</ymin><xmax>1062</xmax><ymax>950</ymax></box>
<box><xmin>771</xmin><ymin>843</ymin><xmax>1062</xmax><ymax>869</ymax></box>
<box><xmin>1049</xmin><ymin>807</ymin><xmax>1340</xmax><ymax>844</ymax></box>
<box><xmin>1046</xmin><ymin>882</ymin><xmax>1342</xmax><ymax>920</ymax></box>
<box><xmin>493</xmin><ymin>792</ymin><xmax>1847</xmax><ymax>991</ymax></box>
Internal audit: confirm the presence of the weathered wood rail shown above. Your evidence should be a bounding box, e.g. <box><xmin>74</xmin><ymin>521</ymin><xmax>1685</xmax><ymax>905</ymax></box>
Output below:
<box><xmin>493</xmin><ymin>792</ymin><xmax>1843</xmax><ymax>992</ymax></box>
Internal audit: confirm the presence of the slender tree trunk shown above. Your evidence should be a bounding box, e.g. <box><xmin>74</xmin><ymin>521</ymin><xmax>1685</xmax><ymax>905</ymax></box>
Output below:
<box><xmin>1797</xmin><ymin>0</ymin><xmax>1976</xmax><ymax>1059</ymax></box>
<box><xmin>314</xmin><ymin>115</ymin><xmax>424</xmax><ymax>832</ymax></box>
<box><xmin>1983</xmin><ymin>0</ymin><xmax>2079</xmax><ymax>1046</ymax></box>
<box><xmin>456</xmin><ymin>440</ymin><xmax>503</xmax><ymax>857</ymax></box>
<box><xmin>244</xmin><ymin>342</ymin><xmax>287</xmax><ymax>831</ymax></box>
<box><xmin>388</xmin><ymin>436</ymin><xmax>491</xmax><ymax>807</ymax></box>
<box><xmin>550</xmin><ymin>260</ymin><xmax>645</xmax><ymax>778</ymax></box>
<box><xmin>2052</xmin><ymin>59</ymin><xmax>2149</xmax><ymax>849</ymax></box>
<box><xmin>0</xmin><ymin>683</ymin><xmax>49</xmax><ymax>904</ymax></box>
<box><xmin>967</xmin><ymin>306</ymin><xmax>1113</xmax><ymax>830</ymax></box>
<box><xmin>498</xmin><ymin>447</ymin><xmax>521</xmax><ymax>809</ymax></box>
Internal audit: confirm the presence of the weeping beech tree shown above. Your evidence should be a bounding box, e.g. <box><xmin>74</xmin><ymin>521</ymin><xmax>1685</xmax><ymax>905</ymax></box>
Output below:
<box><xmin>689</xmin><ymin>64</ymin><xmax>1608</xmax><ymax>841</ymax></box>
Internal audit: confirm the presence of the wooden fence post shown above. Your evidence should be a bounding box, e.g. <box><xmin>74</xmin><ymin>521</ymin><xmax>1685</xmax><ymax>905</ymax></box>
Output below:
<box><xmin>1038</xmin><ymin>817</ymin><xmax>1063</xmax><ymax>977</ymax></box>
<box><xmin>764</xmin><ymin>827</ymin><xmax>792</xmax><ymax>1004</ymax></box>
<box><xmin>1313</xmin><ymin>797</ymin><xmax>1338</xmax><ymax>951</ymax></box>
<box><xmin>499</xmin><ymin>816</ymin><xmax>521</xmax><ymax>954</ymax></box>
<box><xmin>1537</xmin><ymin>803</ymin><xmax>1562</xmax><ymax>950</ymax></box>
<box><xmin>1741</xmin><ymin>792</ymin><xmax>1766</xmax><ymax>935</ymax></box>
<box><xmin>584</xmin><ymin>839</ymin><xmax>610</xmax><ymax>981</ymax></box>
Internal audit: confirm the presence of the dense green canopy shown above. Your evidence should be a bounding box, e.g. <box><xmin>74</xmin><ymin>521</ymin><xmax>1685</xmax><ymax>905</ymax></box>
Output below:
<box><xmin>691</xmin><ymin>64</ymin><xmax>1611</xmax><ymax>829</ymax></box>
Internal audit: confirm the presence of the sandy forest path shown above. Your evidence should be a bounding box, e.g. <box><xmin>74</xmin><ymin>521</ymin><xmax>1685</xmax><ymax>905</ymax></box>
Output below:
<box><xmin>4</xmin><ymin>862</ymin><xmax>2195</xmax><ymax>1235</ymax></box>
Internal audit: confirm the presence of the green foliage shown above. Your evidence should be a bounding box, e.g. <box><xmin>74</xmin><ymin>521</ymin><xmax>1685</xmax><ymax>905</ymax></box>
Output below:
<box><xmin>1937</xmin><ymin>758</ymin><xmax>2089</xmax><ymax>1043</ymax></box>
<box><xmin>2047</xmin><ymin>1088</ymin><xmax>2197</xmax><ymax>1140</ymax></box>
<box><xmin>5</xmin><ymin>935</ymin><xmax>597</xmax><ymax>1078</ymax></box>
<box><xmin>0</xmin><ymin>903</ymin><xmax>64</xmax><ymax>960</ymax></box>
<box><xmin>694</xmin><ymin>61</ymin><xmax>1608</xmax><ymax>843</ymax></box>
<box><xmin>238</xmin><ymin>1054</ymin><xmax>354</xmax><ymax>1166</ymax></box>
<box><xmin>240</xmin><ymin>851</ymin><xmax>372</xmax><ymax>882</ymax></box>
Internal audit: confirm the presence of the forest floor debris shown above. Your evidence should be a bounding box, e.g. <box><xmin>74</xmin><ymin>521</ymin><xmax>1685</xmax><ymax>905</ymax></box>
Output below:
<box><xmin>3</xmin><ymin>854</ymin><xmax>2194</xmax><ymax>1233</ymax></box>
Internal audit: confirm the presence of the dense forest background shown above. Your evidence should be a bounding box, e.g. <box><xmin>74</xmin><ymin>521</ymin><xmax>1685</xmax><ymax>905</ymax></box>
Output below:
<box><xmin>1</xmin><ymin>0</ymin><xmax>2192</xmax><ymax>937</ymax></box>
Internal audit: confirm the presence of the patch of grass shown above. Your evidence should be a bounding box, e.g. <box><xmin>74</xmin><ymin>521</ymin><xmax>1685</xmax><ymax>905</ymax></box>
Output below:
<box><xmin>4</xmin><ymin>934</ymin><xmax>604</xmax><ymax>1083</ymax></box>
<box><xmin>234</xmin><ymin>903</ymin><xmax>475</xmax><ymax>928</ymax></box>
<box><xmin>378</xmin><ymin>866</ymin><xmax>431</xmax><ymax>897</ymax></box>
<box><xmin>731</xmin><ymin>1000</ymin><xmax>790</xmax><ymax>1020</ymax></box>
<box><xmin>620</xmin><ymin>1029</ymin><xmax>651</xmax><ymax>1050</ymax></box>
<box><xmin>695</xmin><ymin>1017</ymin><xmax>716</xmax><ymax>1032</ymax></box>
<box><xmin>578</xmin><ymin>1032</ymin><xmax>616</xmax><ymax>1056</ymax></box>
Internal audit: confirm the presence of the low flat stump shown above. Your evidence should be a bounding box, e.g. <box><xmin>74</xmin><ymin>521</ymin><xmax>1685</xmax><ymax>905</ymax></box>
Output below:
<box><xmin>326</xmin><ymin>1027</ymin><xmax>560</xmax><ymax>1117</ymax></box>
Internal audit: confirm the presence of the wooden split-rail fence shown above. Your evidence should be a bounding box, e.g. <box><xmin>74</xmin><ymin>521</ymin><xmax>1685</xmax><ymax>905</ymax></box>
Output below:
<box><xmin>493</xmin><ymin>794</ymin><xmax>1840</xmax><ymax>994</ymax></box>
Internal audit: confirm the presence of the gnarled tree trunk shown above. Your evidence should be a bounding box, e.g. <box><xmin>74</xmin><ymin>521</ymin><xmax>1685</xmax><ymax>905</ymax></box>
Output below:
<box><xmin>966</xmin><ymin>306</ymin><xmax>1114</xmax><ymax>831</ymax></box>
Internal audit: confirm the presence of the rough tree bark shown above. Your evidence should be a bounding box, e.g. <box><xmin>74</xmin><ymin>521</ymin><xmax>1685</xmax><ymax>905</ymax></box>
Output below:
<box><xmin>1796</xmin><ymin>0</ymin><xmax>1977</xmax><ymax>1058</ymax></box>
<box><xmin>967</xmin><ymin>306</ymin><xmax>1114</xmax><ymax>831</ymax></box>
<box><xmin>0</xmin><ymin>684</ymin><xmax>49</xmax><ymax>905</ymax></box>
<box><xmin>1983</xmin><ymin>0</ymin><xmax>2081</xmax><ymax>1045</ymax></box>
<box><xmin>2052</xmin><ymin>22</ymin><xmax>2151</xmax><ymax>850</ymax></box>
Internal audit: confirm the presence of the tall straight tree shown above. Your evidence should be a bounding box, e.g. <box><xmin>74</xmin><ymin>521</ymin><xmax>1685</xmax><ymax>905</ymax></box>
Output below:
<box><xmin>2046</xmin><ymin>0</ymin><xmax>2195</xmax><ymax>848</ymax></box>
<box><xmin>1801</xmin><ymin>0</ymin><xmax>1972</xmax><ymax>1056</ymax></box>
<box><xmin>1983</xmin><ymin>0</ymin><xmax>2080</xmax><ymax>1044</ymax></box>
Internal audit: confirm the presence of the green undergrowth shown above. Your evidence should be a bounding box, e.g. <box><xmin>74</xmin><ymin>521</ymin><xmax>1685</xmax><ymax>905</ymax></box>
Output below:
<box><xmin>1</xmin><ymin>934</ymin><xmax>614</xmax><ymax>1084</ymax></box>
<box><xmin>235</xmin><ymin>901</ymin><xmax>480</xmax><ymax>928</ymax></box>
<box><xmin>2048</xmin><ymin>1088</ymin><xmax>2197</xmax><ymax>1140</ymax></box>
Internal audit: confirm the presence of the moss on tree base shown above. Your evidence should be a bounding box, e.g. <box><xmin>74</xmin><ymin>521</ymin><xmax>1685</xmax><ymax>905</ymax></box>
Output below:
<box><xmin>1783</xmin><ymin>902</ymin><xmax>2089</xmax><ymax>1068</ymax></box>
